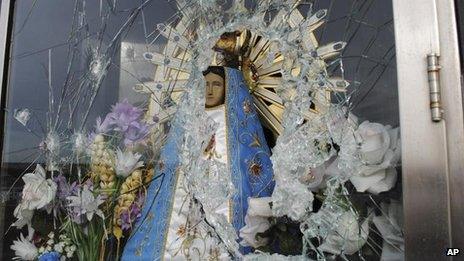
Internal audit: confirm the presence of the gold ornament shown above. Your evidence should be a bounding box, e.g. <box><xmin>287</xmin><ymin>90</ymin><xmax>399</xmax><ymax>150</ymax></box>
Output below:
<box><xmin>140</xmin><ymin>5</ymin><xmax>349</xmax><ymax>137</ymax></box>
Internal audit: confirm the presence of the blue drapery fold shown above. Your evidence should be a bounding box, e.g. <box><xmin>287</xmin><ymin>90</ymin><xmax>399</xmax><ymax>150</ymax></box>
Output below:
<box><xmin>122</xmin><ymin>67</ymin><xmax>274</xmax><ymax>260</ymax></box>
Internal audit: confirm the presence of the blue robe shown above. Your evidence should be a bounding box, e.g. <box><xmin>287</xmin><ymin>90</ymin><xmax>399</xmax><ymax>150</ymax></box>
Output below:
<box><xmin>122</xmin><ymin>67</ymin><xmax>275</xmax><ymax>260</ymax></box>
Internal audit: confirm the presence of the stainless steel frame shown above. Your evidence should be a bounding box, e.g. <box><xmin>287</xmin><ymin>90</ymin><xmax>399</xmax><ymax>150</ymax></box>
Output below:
<box><xmin>0</xmin><ymin>0</ymin><xmax>12</xmax><ymax>258</ymax></box>
<box><xmin>393</xmin><ymin>0</ymin><xmax>464</xmax><ymax>259</ymax></box>
<box><xmin>436</xmin><ymin>0</ymin><xmax>464</xmax><ymax>253</ymax></box>
<box><xmin>0</xmin><ymin>0</ymin><xmax>11</xmax><ymax>106</ymax></box>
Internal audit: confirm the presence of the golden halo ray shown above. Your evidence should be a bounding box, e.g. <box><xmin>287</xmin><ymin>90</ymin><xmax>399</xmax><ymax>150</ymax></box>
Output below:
<box><xmin>134</xmin><ymin>0</ymin><xmax>349</xmax><ymax>137</ymax></box>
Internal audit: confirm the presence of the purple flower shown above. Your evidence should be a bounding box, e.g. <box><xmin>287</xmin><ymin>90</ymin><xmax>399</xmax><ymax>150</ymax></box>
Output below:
<box><xmin>48</xmin><ymin>175</ymin><xmax>78</xmax><ymax>217</ymax></box>
<box><xmin>53</xmin><ymin>175</ymin><xmax>78</xmax><ymax>201</ymax></box>
<box><xmin>120</xmin><ymin>193</ymin><xmax>145</xmax><ymax>231</ymax></box>
<box><xmin>93</xmin><ymin>100</ymin><xmax>153</xmax><ymax>147</ymax></box>
<box><xmin>123</xmin><ymin>121</ymin><xmax>151</xmax><ymax>146</ymax></box>
<box><xmin>120</xmin><ymin>211</ymin><xmax>132</xmax><ymax>231</ymax></box>
<box><xmin>110</xmin><ymin>100</ymin><xmax>143</xmax><ymax>132</ymax></box>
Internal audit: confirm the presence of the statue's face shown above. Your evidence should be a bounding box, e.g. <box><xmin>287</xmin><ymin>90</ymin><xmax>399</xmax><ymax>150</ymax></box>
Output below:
<box><xmin>205</xmin><ymin>72</ymin><xmax>225</xmax><ymax>108</ymax></box>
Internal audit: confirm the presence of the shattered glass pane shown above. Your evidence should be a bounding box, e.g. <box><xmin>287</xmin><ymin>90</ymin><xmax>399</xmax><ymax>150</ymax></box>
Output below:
<box><xmin>0</xmin><ymin>0</ymin><xmax>402</xmax><ymax>260</ymax></box>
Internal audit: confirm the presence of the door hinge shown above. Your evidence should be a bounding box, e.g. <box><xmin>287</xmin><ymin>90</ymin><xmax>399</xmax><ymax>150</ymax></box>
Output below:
<box><xmin>427</xmin><ymin>53</ymin><xmax>443</xmax><ymax>122</ymax></box>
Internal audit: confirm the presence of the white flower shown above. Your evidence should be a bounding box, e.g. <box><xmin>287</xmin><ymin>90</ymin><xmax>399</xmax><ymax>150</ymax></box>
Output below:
<box><xmin>354</xmin><ymin>122</ymin><xmax>400</xmax><ymax>174</ymax></box>
<box><xmin>350</xmin><ymin>168</ymin><xmax>398</xmax><ymax>194</ymax></box>
<box><xmin>347</xmin><ymin>122</ymin><xmax>401</xmax><ymax>194</ymax></box>
<box><xmin>13</xmin><ymin>165</ymin><xmax>56</xmax><ymax>228</ymax></box>
<box><xmin>355</xmin><ymin>121</ymin><xmax>391</xmax><ymax>165</ymax></box>
<box><xmin>12</xmin><ymin>207</ymin><xmax>33</xmax><ymax>229</ymax></box>
<box><xmin>318</xmin><ymin>211</ymin><xmax>370</xmax><ymax>255</ymax></box>
<box><xmin>240</xmin><ymin>197</ymin><xmax>272</xmax><ymax>248</ymax></box>
<box><xmin>67</xmin><ymin>185</ymin><xmax>105</xmax><ymax>222</ymax></box>
<box><xmin>54</xmin><ymin>242</ymin><xmax>65</xmax><ymax>253</ymax></box>
<box><xmin>19</xmin><ymin>164</ymin><xmax>57</xmax><ymax>210</ymax></box>
<box><xmin>114</xmin><ymin>149</ymin><xmax>144</xmax><ymax>177</ymax></box>
<box><xmin>10</xmin><ymin>233</ymin><xmax>38</xmax><ymax>261</ymax></box>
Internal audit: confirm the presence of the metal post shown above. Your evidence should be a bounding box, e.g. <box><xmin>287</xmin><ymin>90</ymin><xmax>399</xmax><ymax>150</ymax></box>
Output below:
<box><xmin>435</xmin><ymin>0</ymin><xmax>464</xmax><ymax>252</ymax></box>
<box><xmin>393</xmin><ymin>0</ymin><xmax>452</xmax><ymax>259</ymax></box>
<box><xmin>0</xmin><ymin>0</ymin><xmax>11</xmax><ymax>106</ymax></box>
<box><xmin>0</xmin><ymin>0</ymin><xmax>13</xmax><ymax>258</ymax></box>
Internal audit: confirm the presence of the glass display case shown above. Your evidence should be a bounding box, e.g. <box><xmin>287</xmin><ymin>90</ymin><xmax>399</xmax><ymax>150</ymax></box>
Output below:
<box><xmin>0</xmin><ymin>0</ymin><xmax>462</xmax><ymax>260</ymax></box>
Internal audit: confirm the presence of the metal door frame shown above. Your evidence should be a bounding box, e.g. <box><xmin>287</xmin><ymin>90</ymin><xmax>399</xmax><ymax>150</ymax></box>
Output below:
<box><xmin>0</xmin><ymin>0</ymin><xmax>11</xmax><ymax>129</ymax></box>
<box><xmin>437</xmin><ymin>0</ymin><xmax>464</xmax><ymax>254</ymax></box>
<box><xmin>0</xmin><ymin>0</ymin><xmax>13</xmax><ymax>257</ymax></box>
<box><xmin>393</xmin><ymin>0</ymin><xmax>464</xmax><ymax>259</ymax></box>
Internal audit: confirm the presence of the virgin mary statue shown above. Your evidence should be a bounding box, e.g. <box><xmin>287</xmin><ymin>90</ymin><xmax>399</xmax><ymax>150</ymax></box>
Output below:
<box><xmin>122</xmin><ymin>66</ymin><xmax>275</xmax><ymax>260</ymax></box>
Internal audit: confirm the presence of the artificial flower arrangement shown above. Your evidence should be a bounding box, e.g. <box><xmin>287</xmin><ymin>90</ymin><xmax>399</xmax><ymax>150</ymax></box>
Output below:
<box><xmin>10</xmin><ymin>100</ymin><xmax>156</xmax><ymax>261</ymax></box>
